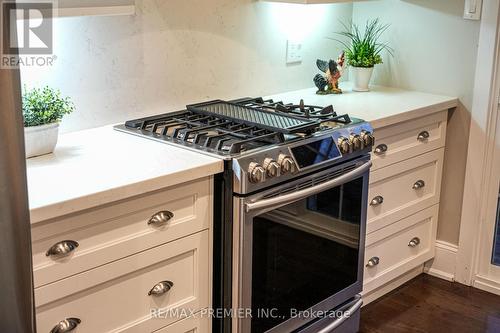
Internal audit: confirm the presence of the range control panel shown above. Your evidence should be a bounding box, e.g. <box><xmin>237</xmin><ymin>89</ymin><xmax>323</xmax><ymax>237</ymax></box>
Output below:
<box><xmin>233</xmin><ymin>122</ymin><xmax>374</xmax><ymax>194</ymax></box>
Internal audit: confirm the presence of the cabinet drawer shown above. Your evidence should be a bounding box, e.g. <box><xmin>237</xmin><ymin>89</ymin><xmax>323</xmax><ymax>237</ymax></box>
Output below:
<box><xmin>363</xmin><ymin>205</ymin><xmax>438</xmax><ymax>293</ymax></box>
<box><xmin>32</xmin><ymin>178</ymin><xmax>211</xmax><ymax>287</ymax></box>
<box><xmin>35</xmin><ymin>231</ymin><xmax>209</xmax><ymax>333</ymax></box>
<box><xmin>155</xmin><ymin>315</ymin><xmax>209</xmax><ymax>333</ymax></box>
<box><xmin>371</xmin><ymin>111</ymin><xmax>447</xmax><ymax>170</ymax></box>
<box><xmin>367</xmin><ymin>148</ymin><xmax>444</xmax><ymax>233</ymax></box>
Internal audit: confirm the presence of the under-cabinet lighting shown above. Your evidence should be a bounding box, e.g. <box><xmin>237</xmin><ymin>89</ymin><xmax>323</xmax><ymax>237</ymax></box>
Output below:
<box><xmin>269</xmin><ymin>2</ymin><xmax>326</xmax><ymax>42</ymax></box>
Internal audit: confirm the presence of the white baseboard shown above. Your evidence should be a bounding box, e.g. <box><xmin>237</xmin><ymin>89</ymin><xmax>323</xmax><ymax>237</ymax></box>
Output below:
<box><xmin>424</xmin><ymin>240</ymin><xmax>458</xmax><ymax>282</ymax></box>
<box><xmin>473</xmin><ymin>275</ymin><xmax>500</xmax><ymax>296</ymax></box>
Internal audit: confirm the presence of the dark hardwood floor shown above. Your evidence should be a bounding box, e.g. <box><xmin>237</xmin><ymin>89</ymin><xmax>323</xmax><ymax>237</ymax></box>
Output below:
<box><xmin>359</xmin><ymin>274</ymin><xmax>500</xmax><ymax>333</ymax></box>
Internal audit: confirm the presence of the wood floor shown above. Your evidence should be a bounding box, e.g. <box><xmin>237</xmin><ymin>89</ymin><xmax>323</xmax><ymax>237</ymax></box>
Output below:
<box><xmin>359</xmin><ymin>274</ymin><xmax>500</xmax><ymax>333</ymax></box>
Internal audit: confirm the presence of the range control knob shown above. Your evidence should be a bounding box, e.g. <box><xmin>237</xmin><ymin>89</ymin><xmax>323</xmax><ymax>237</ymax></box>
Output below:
<box><xmin>350</xmin><ymin>134</ymin><xmax>363</xmax><ymax>151</ymax></box>
<box><xmin>360</xmin><ymin>130</ymin><xmax>374</xmax><ymax>147</ymax></box>
<box><xmin>248</xmin><ymin>162</ymin><xmax>266</xmax><ymax>183</ymax></box>
<box><xmin>338</xmin><ymin>136</ymin><xmax>351</xmax><ymax>154</ymax></box>
<box><xmin>263</xmin><ymin>158</ymin><xmax>280</xmax><ymax>178</ymax></box>
<box><xmin>278</xmin><ymin>154</ymin><xmax>298</xmax><ymax>175</ymax></box>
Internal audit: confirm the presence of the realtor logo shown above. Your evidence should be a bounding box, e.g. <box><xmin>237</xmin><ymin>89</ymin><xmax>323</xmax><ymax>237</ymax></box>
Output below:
<box><xmin>1</xmin><ymin>0</ymin><xmax>56</xmax><ymax>68</ymax></box>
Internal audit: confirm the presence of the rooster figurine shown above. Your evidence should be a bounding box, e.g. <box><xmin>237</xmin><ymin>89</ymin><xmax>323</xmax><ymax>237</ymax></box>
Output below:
<box><xmin>313</xmin><ymin>51</ymin><xmax>346</xmax><ymax>94</ymax></box>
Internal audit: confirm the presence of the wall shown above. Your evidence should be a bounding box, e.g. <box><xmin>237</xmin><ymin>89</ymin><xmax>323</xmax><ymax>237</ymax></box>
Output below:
<box><xmin>21</xmin><ymin>0</ymin><xmax>478</xmax><ymax>245</ymax></box>
<box><xmin>353</xmin><ymin>0</ymin><xmax>481</xmax><ymax>245</ymax></box>
<box><xmin>20</xmin><ymin>0</ymin><xmax>353</xmax><ymax>133</ymax></box>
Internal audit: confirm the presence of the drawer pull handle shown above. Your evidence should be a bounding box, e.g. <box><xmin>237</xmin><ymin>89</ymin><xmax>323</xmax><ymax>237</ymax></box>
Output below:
<box><xmin>370</xmin><ymin>196</ymin><xmax>384</xmax><ymax>206</ymax></box>
<box><xmin>408</xmin><ymin>237</ymin><xmax>421</xmax><ymax>247</ymax></box>
<box><xmin>46</xmin><ymin>240</ymin><xmax>79</xmax><ymax>258</ymax></box>
<box><xmin>366</xmin><ymin>257</ymin><xmax>380</xmax><ymax>267</ymax></box>
<box><xmin>412</xmin><ymin>180</ymin><xmax>425</xmax><ymax>190</ymax></box>
<box><xmin>148</xmin><ymin>280</ymin><xmax>174</xmax><ymax>296</ymax></box>
<box><xmin>50</xmin><ymin>317</ymin><xmax>81</xmax><ymax>333</ymax></box>
<box><xmin>417</xmin><ymin>131</ymin><xmax>430</xmax><ymax>142</ymax></box>
<box><xmin>374</xmin><ymin>144</ymin><xmax>388</xmax><ymax>155</ymax></box>
<box><xmin>148</xmin><ymin>210</ymin><xmax>174</xmax><ymax>226</ymax></box>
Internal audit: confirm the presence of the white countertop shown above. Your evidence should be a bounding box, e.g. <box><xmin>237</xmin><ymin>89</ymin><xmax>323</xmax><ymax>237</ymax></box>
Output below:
<box><xmin>26</xmin><ymin>83</ymin><xmax>458</xmax><ymax>223</ymax></box>
<box><xmin>266</xmin><ymin>82</ymin><xmax>458</xmax><ymax>129</ymax></box>
<box><xmin>26</xmin><ymin>126</ymin><xmax>224</xmax><ymax>223</ymax></box>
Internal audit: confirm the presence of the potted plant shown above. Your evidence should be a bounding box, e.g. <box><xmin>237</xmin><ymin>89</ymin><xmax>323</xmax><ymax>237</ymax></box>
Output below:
<box><xmin>333</xmin><ymin>19</ymin><xmax>393</xmax><ymax>92</ymax></box>
<box><xmin>22</xmin><ymin>86</ymin><xmax>75</xmax><ymax>158</ymax></box>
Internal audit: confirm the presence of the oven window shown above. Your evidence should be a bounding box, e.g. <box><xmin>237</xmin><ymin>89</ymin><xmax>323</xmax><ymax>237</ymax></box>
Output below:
<box><xmin>251</xmin><ymin>177</ymin><xmax>363</xmax><ymax>333</ymax></box>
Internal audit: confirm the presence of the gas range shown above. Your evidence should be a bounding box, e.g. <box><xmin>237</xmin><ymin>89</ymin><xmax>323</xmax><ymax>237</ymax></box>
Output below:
<box><xmin>116</xmin><ymin>96</ymin><xmax>374</xmax><ymax>333</ymax></box>
<box><xmin>115</xmin><ymin>97</ymin><xmax>374</xmax><ymax>194</ymax></box>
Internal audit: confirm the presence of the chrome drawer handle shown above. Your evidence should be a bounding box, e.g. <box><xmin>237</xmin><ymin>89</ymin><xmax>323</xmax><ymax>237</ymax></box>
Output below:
<box><xmin>370</xmin><ymin>196</ymin><xmax>384</xmax><ymax>206</ymax></box>
<box><xmin>374</xmin><ymin>144</ymin><xmax>388</xmax><ymax>155</ymax></box>
<box><xmin>148</xmin><ymin>280</ymin><xmax>174</xmax><ymax>296</ymax></box>
<box><xmin>50</xmin><ymin>317</ymin><xmax>81</xmax><ymax>333</ymax></box>
<box><xmin>408</xmin><ymin>237</ymin><xmax>421</xmax><ymax>247</ymax></box>
<box><xmin>46</xmin><ymin>240</ymin><xmax>79</xmax><ymax>258</ymax></box>
<box><xmin>412</xmin><ymin>180</ymin><xmax>425</xmax><ymax>190</ymax></box>
<box><xmin>148</xmin><ymin>210</ymin><xmax>174</xmax><ymax>226</ymax></box>
<box><xmin>366</xmin><ymin>257</ymin><xmax>380</xmax><ymax>267</ymax></box>
<box><xmin>417</xmin><ymin>131</ymin><xmax>430</xmax><ymax>142</ymax></box>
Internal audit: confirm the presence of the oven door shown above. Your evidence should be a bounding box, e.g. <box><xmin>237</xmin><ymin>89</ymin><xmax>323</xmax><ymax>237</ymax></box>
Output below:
<box><xmin>233</xmin><ymin>157</ymin><xmax>371</xmax><ymax>333</ymax></box>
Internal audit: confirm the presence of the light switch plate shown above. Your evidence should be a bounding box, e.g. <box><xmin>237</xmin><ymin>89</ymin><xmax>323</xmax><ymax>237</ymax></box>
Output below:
<box><xmin>464</xmin><ymin>0</ymin><xmax>482</xmax><ymax>20</ymax></box>
<box><xmin>286</xmin><ymin>40</ymin><xmax>302</xmax><ymax>64</ymax></box>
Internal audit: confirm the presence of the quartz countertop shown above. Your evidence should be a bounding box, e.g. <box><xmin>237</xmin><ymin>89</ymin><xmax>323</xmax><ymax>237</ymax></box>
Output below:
<box><xmin>26</xmin><ymin>126</ymin><xmax>224</xmax><ymax>223</ymax></box>
<box><xmin>266</xmin><ymin>82</ymin><xmax>458</xmax><ymax>129</ymax></box>
<box><xmin>26</xmin><ymin>83</ymin><xmax>458</xmax><ymax>224</ymax></box>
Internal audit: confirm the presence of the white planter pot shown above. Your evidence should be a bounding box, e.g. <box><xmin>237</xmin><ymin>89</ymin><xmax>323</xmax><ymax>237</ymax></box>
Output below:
<box><xmin>352</xmin><ymin>66</ymin><xmax>374</xmax><ymax>92</ymax></box>
<box><xmin>24</xmin><ymin>123</ymin><xmax>59</xmax><ymax>158</ymax></box>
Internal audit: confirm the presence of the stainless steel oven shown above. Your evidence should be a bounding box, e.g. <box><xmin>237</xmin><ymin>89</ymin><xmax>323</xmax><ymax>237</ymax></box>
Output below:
<box><xmin>232</xmin><ymin>156</ymin><xmax>371</xmax><ymax>333</ymax></box>
<box><xmin>116</xmin><ymin>96</ymin><xmax>375</xmax><ymax>333</ymax></box>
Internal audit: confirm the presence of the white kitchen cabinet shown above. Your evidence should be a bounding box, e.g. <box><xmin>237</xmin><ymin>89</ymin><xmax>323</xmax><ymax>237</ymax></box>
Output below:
<box><xmin>367</xmin><ymin>148</ymin><xmax>444</xmax><ymax>233</ymax></box>
<box><xmin>370</xmin><ymin>111</ymin><xmax>447</xmax><ymax>170</ymax></box>
<box><xmin>261</xmin><ymin>0</ymin><xmax>373</xmax><ymax>4</ymax></box>
<box><xmin>36</xmin><ymin>231</ymin><xmax>209</xmax><ymax>332</ymax></box>
<box><xmin>364</xmin><ymin>205</ymin><xmax>439</xmax><ymax>293</ymax></box>
<box><xmin>54</xmin><ymin>0</ymin><xmax>135</xmax><ymax>17</ymax></box>
<box><xmin>155</xmin><ymin>315</ymin><xmax>209</xmax><ymax>333</ymax></box>
<box><xmin>363</xmin><ymin>110</ymin><xmax>448</xmax><ymax>302</ymax></box>
<box><xmin>31</xmin><ymin>178</ymin><xmax>210</xmax><ymax>288</ymax></box>
<box><xmin>32</xmin><ymin>176</ymin><xmax>213</xmax><ymax>333</ymax></box>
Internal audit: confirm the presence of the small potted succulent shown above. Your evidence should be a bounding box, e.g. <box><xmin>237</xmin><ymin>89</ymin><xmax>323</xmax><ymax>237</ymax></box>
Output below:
<box><xmin>22</xmin><ymin>86</ymin><xmax>75</xmax><ymax>158</ymax></box>
<box><xmin>333</xmin><ymin>19</ymin><xmax>393</xmax><ymax>92</ymax></box>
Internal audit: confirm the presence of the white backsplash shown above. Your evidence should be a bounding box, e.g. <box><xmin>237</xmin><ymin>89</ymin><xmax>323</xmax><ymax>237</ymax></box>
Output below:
<box><xmin>21</xmin><ymin>0</ymin><xmax>353</xmax><ymax>133</ymax></box>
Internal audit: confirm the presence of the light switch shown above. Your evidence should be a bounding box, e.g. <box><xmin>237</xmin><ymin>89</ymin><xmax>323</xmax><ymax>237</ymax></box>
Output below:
<box><xmin>464</xmin><ymin>0</ymin><xmax>482</xmax><ymax>20</ymax></box>
<box><xmin>286</xmin><ymin>40</ymin><xmax>302</xmax><ymax>64</ymax></box>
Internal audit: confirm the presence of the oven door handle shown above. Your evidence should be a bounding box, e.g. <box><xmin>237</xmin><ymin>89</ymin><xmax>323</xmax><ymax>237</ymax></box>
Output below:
<box><xmin>316</xmin><ymin>297</ymin><xmax>364</xmax><ymax>333</ymax></box>
<box><xmin>245</xmin><ymin>160</ymin><xmax>372</xmax><ymax>213</ymax></box>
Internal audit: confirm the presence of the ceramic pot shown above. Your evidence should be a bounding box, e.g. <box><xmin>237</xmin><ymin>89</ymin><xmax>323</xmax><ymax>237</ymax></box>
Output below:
<box><xmin>24</xmin><ymin>122</ymin><xmax>59</xmax><ymax>158</ymax></box>
<box><xmin>352</xmin><ymin>66</ymin><xmax>374</xmax><ymax>92</ymax></box>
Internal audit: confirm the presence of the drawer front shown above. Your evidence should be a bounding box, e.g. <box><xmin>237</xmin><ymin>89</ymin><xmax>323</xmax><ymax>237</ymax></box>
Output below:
<box><xmin>155</xmin><ymin>315</ymin><xmax>209</xmax><ymax>333</ymax></box>
<box><xmin>371</xmin><ymin>111</ymin><xmax>447</xmax><ymax>170</ymax></box>
<box><xmin>35</xmin><ymin>231</ymin><xmax>209</xmax><ymax>333</ymax></box>
<box><xmin>32</xmin><ymin>177</ymin><xmax>211</xmax><ymax>287</ymax></box>
<box><xmin>363</xmin><ymin>205</ymin><xmax>438</xmax><ymax>293</ymax></box>
<box><xmin>367</xmin><ymin>148</ymin><xmax>444</xmax><ymax>233</ymax></box>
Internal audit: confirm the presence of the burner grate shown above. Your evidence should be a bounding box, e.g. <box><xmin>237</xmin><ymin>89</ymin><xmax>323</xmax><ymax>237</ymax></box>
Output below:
<box><xmin>187</xmin><ymin>100</ymin><xmax>319</xmax><ymax>134</ymax></box>
<box><xmin>125</xmin><ymin>110</ymin><xmax>286</xmax><ymax>155</ymax></box>
<box><xmin>235</xmin><ymin>97</ymin><xmax>352</xmax><ymax>124</ymax></box>
<box><xmin>122</xmin><ymin>96</ymin><xmax>355</xmax><ymax>156</ymax></box>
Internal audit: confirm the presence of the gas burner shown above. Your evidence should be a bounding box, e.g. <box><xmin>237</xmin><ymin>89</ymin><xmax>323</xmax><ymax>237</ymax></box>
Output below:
<box><xmin>275</xmin><ymin>99</ymin><xmax>336</xmax><ymax>120</ymax></box>
<box><xmin>119</xmin><ymin>96</ymin><xmax>359</xmax><ymax>157</ymax></box>
<box><xmin>122</xmin><ymin>110</ymin><xmax>287</xmax><ymax>155</ymax></box>
<box><xmin>237</xmin><ymin>98</ymin><xmax>351</xmax><ymax>124</ymax></box>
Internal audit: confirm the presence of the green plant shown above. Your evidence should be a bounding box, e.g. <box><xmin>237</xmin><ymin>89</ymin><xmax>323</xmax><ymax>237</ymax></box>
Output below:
<box><xmin>332</xmin><ymin>19</ymin><xmax>393</xmax><ymax>68</ymax></box>
<box><xmin>22</xmin><ymin>86</ymin><xmax>75</xmax><ymax>127</ymax></box>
